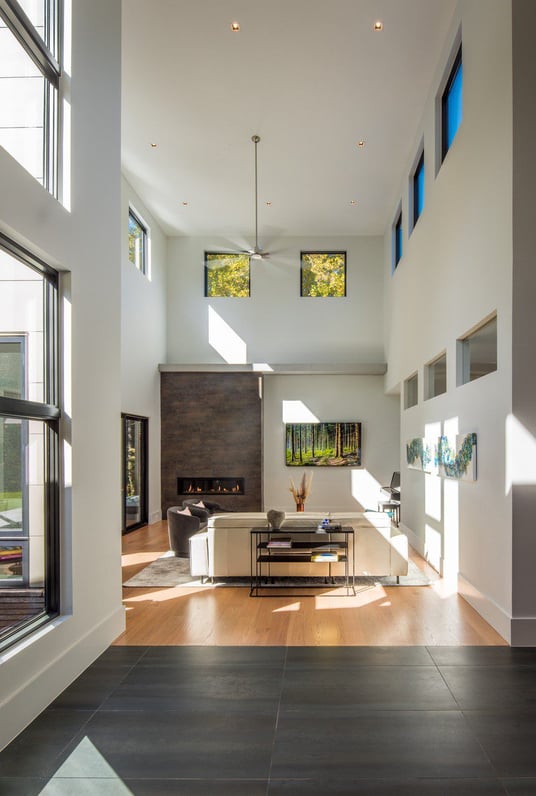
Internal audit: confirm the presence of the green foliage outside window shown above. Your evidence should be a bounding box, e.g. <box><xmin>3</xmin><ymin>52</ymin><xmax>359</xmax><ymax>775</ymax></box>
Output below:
<box><xmin>128</xmin><ymin>211</ymin><xmax>146</xmax><ymax>272</ymax></box>
<box><xmin>205</xmin><ymin>253</ymin><xmax>250</xmax><ymax>297</ymax></box>
<box><xmin>301</xmin><ymin>252</ymin><xmax>346</xmax><ymax>297</ymax></box>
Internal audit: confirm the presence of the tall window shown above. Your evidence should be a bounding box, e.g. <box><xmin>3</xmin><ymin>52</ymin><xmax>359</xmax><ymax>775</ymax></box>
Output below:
<box><xmin>393</xmin><ymin>210</ymin><xmax>403</xmax><ymax>270</ymax></box>
<box><xmin>0</xmin><ymin>0</ymin><xmax>62</xmax><ymax>194</ymax></box>
<box><xmin>412</xmin><ymin>151</ymin><xmax>425</xmax><ymax>227</ymax></box>
<box><xmin>441</xmin><ymin>45</ymin><xmax>463</xmax><ymax>161</ymax></box>
<box><xmin>300</xmin><ymin>252</ymin><xmax>346</xmax><ymax>297</ymax></box>
<box><xmin>205</xmin><ymin>253</ymin><xmax>250</xmax><ymax>297</ymax></box>
<box><xmin>128</xmin><ymin>208</ymin><xmax>148</xmax><ymax>275</ymax></box>
<box><xmin>0</xmin><ymin>234</ymin><xmax>60</xmax><ymax>651</ymax></box>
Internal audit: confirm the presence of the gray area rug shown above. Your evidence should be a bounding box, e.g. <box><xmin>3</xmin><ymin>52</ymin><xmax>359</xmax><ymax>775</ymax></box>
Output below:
<box><xmin>123</xmin><ymin>552</ymin><xmax>431</xmax><ymax>588</ymax></box>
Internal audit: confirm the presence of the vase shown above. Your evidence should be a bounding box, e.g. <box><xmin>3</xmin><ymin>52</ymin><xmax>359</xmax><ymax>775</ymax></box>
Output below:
<box><xmin>296</xmin><ymin>502</ymin><xmax>305</xmax><ymax>512</ymax></box>
<box><xmin>267</xmin><ymin>509</ymin><xmax>285</xmax><ymax>529</ymax></box>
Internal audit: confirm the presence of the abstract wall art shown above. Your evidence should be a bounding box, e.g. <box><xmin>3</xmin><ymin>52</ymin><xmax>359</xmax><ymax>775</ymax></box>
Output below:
<box><xmin>405</xmin><ymin>437</ymin><xmax>434</xmax><ymax>472</ymax></box>
<box><xmin>438</xmin><ymin>433</ymin><xmax>477</xmax><ymax>481</ymax></box>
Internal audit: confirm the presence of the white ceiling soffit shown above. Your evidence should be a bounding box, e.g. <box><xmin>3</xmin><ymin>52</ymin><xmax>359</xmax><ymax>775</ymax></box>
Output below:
<box><xmin>122</xmin><ymin>0</ymin><xmax>457</xmax><ymax>239</ymax></box>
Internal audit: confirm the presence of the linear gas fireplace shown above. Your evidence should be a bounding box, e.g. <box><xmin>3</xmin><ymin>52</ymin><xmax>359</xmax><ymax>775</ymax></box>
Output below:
<box><xmin>177</xmin><ymin>477</ymin><xmax>245</xmax><ymax>496</ymax></box>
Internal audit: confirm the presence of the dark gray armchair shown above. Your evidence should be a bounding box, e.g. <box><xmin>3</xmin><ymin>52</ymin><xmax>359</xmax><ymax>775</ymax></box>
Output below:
<box><xmin>167</xmin><ymin>506</ymin><xmax>209</xmax><ymax>557</ymax></box>
<box><xmin>181</xmin><ymin>498</ymin><xmax>229</xmax><ymax>514</ymax></box>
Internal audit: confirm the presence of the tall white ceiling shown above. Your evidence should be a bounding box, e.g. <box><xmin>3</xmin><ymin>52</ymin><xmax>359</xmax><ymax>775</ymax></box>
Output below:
<box><xmin>122</xmin><ymin>0</ymin><xmax>457</xmax><ymax>242</ymax></box>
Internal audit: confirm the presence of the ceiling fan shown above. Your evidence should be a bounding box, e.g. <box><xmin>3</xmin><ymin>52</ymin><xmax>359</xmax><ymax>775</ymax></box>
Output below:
<box><xmin>245</xmin><ymin>134</ymin><xmax>269</xmax><ymax>260</ymax></box>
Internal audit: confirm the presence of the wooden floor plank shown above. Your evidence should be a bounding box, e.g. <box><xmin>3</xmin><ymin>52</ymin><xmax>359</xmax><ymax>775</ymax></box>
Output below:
<box><xmin>114</xmin><ymin>520</ymin><xmax>506</xmax><ymax>647</ymax></box>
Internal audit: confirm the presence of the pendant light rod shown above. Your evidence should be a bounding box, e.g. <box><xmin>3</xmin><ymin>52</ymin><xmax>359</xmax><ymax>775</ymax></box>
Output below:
<box><xmin>252</xmin><ymin>134</ymin><xmax>260</xmax><ymax>251</ymax></box>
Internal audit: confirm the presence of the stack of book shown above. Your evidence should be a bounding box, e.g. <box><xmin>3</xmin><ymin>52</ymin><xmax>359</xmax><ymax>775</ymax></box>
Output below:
<box><xmin>267</xmin><ymin>537</ymin><xmax>292</xmax><ymax>549</ymax></box>
<box><xmin>311</xmin><ymin>552</ymin><xmax>337</xmax><ymax>562</ymax></box>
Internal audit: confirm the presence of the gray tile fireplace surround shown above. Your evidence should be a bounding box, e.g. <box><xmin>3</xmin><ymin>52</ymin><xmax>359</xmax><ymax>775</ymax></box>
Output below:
<box><xmin>2</xmin><ymin>645</ymin><xmax>536</xmax><ymax>794</ymax></box>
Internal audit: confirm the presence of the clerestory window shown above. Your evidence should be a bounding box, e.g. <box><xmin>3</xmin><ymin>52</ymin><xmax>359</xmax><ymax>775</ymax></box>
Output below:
<box><xmin>0</xmin><ymin>0</ymin><xmax>62</xmax><ymax>195</ymax></box>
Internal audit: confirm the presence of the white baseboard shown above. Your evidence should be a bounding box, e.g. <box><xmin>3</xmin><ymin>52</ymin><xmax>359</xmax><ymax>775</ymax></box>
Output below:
<box><xmin>0</xmin><ymin>605</ymin><xmax>125</xmax><ymax>751</ymax></box>
<box><xmin>402</xmin><ymin>525</ymin><xmax>536</xmax><ymax>645</ymax></box>
<box><xmin>399</xmin><ymin>523</ymin><xmax>443</xmax><ymax>575</ymax></box>
<box><xmin>457</xmin><ymin>572</ymin><xmax>511</xmax><ymax>644</ymax></box>
<box><xmin>149</xmin><ymin>510</ymin><xmax>161</xmax><ymax>524</ymax></box>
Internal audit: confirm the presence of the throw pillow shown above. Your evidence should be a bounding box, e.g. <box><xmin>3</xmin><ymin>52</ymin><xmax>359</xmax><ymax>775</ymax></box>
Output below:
<box><xmin>177</xmin><ymin>507</ymin><xmax>192</xmax><ymax>515</ymax></box>
<box><xmin>193</xmin><ymin>501</ymin><xmax>206</xmax><ymax>508</ymax></box>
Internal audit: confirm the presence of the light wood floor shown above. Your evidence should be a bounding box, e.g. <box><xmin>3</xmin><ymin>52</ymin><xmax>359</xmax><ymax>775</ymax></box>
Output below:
<box><xmin>114</xmin><ymin>520</ymin><xmax>506</xmax><ymax>647</ymax></box>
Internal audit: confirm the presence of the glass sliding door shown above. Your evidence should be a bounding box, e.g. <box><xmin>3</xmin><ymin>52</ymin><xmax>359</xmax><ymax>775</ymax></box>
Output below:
<box><xmin>122</xmin><ymin>415</ymin><xmax>148</xmax><ymax>533</ymax></box>
<box><xmin>0</xmin><ymin>235</ymin><xmax>60</xmax><ymax>651</ymax></box>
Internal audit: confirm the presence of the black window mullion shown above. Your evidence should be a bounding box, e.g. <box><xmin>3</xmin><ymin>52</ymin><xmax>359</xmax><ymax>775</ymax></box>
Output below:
<box><xmin>0</xmin><ymin>397</ymin><xmax>60</xmax><ymax>421</ymax></box>
<box><xmin>0</xmin><ymin>0</ymin><xmax>60</xmax><ymax>85</ymax></box>
<box><xmin>44</xmin><ymin>420</ymin><xmax>60</xmax><ymax>615</ymax></box>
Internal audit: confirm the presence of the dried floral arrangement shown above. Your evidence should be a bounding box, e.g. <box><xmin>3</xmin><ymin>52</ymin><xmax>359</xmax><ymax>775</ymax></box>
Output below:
<box><xmin>289</xmin><ymin>473</ymin><xmax>313</xmax><ymax>509</ymax></box>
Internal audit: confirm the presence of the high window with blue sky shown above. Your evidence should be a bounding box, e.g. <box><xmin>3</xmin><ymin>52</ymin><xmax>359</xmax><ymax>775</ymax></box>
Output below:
<box><xmin>413</xmin><ymin>150</ymin><xmax>425</xmax><ymax>227</ymax></box>
<box><xmin>441</xmin><ymin>44</ymin><xmax>463</xmax><ymax>160</ymax></box>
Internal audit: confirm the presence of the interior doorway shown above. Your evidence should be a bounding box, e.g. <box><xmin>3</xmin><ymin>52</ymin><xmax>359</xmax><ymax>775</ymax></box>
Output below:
<box><xmin>122</xmin><ymin>414</ymin><xmax>148</xmax><ymax>534</ymax></box>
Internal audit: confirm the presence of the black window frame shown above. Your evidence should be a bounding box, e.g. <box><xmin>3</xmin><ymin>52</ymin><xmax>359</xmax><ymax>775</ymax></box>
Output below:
<box><xmin>300</xmin><ymin>251</ymin><xmax>347</xmax><ymax>298</ymax></box>
<box><xmin>128</xmin><ymin>207</ymin><xmax>148</xmax><ymax>275</ymax></box>
<box><xmin>441</xmin><ymin>44</ymin><xmax>463</xmax><ymax>162</ymax></box>
<box><xmin>393</xmin><ymin>210</ymin><xmax>403</xmax><ymax>270</ymax></box>
<box><xmin>412</xmin><ymin>150</ymin><xmax>425</xmax><ymax>228</ymax></box>
<box><xmin>0</xmin><ymin>231</ymin><xmax>60</xmax><ymax>652</ymax></box>
<box><xmin>121</xmin><ymin>414</ymin><xmax>148</xmax><ymax>534</ymax></box>
<box><xmin>204</xmin><ymin>252</ymin><xmax>251</xmax><ymax>298</ymax></box>
<box><xmin>0</xmin><ymin>0</ymin><xmax>62</xmax><ymax>196</ymax></box>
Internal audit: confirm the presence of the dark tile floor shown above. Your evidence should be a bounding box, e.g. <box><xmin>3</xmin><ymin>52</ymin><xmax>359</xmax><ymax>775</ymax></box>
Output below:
<box><xmin>2</xmin><ymin>646</ymin><xmax>536</xmax><ymax>794</ymax></box>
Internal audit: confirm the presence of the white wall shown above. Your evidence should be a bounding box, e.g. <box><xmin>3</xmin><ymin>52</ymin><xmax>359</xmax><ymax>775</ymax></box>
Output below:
<box><xmin>0</xmin><ymin>0</ymin><xmax>124</xmax><ymax>750</ymax></box>
<box><xmin>121</xmin><ymin>177</ymin><xmax>167</xmax><ymax>524</ymax></box>
<box><xmin>383</xmin><ymin>0</ymin><xmax>514</xmax><ymax>640</ymax></box>
<box><xmin>263</xmin><ymin>375</ymin><xmax>400</xmax><ymax>512</ymax></box>
<box><xmin>166</xmin><ymin>235</ymin><xmax>384</xmax><ymax>365</ymax></box>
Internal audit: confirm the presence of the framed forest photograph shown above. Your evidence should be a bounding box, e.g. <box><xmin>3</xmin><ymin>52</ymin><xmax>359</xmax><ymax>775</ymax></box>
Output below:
<box><xmin>286</xmin><ymin>422</ymin><xmax>361</xmax><ymax>467</ymax></box>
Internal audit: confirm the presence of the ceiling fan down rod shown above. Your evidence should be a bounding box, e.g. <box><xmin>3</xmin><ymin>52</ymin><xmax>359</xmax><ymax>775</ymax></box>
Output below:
<box><xmin>252</xmin><ymin>134</ymin><xmax>260</xmax><ymax>252</ymax></box>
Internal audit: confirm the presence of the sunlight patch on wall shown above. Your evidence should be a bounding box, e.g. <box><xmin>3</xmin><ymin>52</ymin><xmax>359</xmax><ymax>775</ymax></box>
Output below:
<box><xmin>63</xmin><ymin>439</ymin><xmax>72</xmax><ymax>489</ymax></box>
<box><xmin>424</xmin><ymin>471</ymin><xmax>441</xmax><ymax>522</ymax></box>
<box><xmin>208</xmin><ymin>306</ymin><xmax>247</xmax><ymax>363</ymax></box>
<box><xmin>442</xmin><ymin>477</ymin><xmax>459</xmax><ymax>582</ymax></box>
<box><xmin>61</xmin><ymin>97</ymin><xmax>71</xmax><ymax>212</ymax></box>
<box><xmin>424</xmin><ymin>420</ymin><xmax>442</xmax><ymax>521</ymax></box>
<box><xmin>506</xmin><ymin>414</ymin><xmax>536</xmax><ymax>491</ymax></box>
<box><xmin>62</xmin><ymin>292</ymin><xmax>72</xmax><ymax>418</ymax></box>
<box><xmin>351</xmin><ymin>469</ymin><xmax>382</xmax><ymax>510</ymax></box>
<box><xmin>281</xmin><ymin>400</ymin><xmax>319</xmax><ymax>423</ymax></box>
<box><xmin>425</xmin><ymin>523</ymin><xmax>442</xmax><ymax>572</ymax></box>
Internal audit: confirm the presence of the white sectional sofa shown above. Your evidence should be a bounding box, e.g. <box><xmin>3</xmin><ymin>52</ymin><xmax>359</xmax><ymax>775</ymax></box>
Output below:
<box><xmin>189</xmin><ymin>511</ymin><xmax>408</xmax><ymax>580</ymax></box>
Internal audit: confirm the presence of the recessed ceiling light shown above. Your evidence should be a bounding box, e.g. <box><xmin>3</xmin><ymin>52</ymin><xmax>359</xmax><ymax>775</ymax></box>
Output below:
<box><xmin>230</xmin><ymin>21</ymin><xmax>240</xmax><ymax>31</ymax></box>
<box><xmin>265</xmin><ymin>201</ymin><xmax>272</xmax><ymax>206</ymax></box>
<box><xmin>357</xmin><ymin>140</ymin><xmax>366</xmax><ymax>148</ymax></box>
<box><xmin>150</xmin><ymin>142</ymin><xmax>158</xmax><ymax>148</ymax></box>
<box><xmin>373</xmin><ymin>20</ymin><xmax>383</xmax><ymax>31</ymax></box>
<box><xmin>350</xmin><ymin>200</ymin><xmax>357</xmax><ymax>205</ymax></box>
<box><xmin>181</xmin><ymin>201</ymin><xmax>189</xmax><ymax>206</ymax></box>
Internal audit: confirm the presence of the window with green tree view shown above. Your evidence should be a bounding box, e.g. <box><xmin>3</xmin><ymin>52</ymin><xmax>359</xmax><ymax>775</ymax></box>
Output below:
<box><xmin>300</xmin><ymin>252</ymin><xmax>346</xmax><ymax>297</ymax></box>
<box><xmin>128</xmin><ymin>208</ymin><xmax>147</xmax><ymax>274</ymax></box>
<box><xmin>205</xmin><ymin>253</ymin><xmax>250</xmax><ymax>297</ymax></box>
